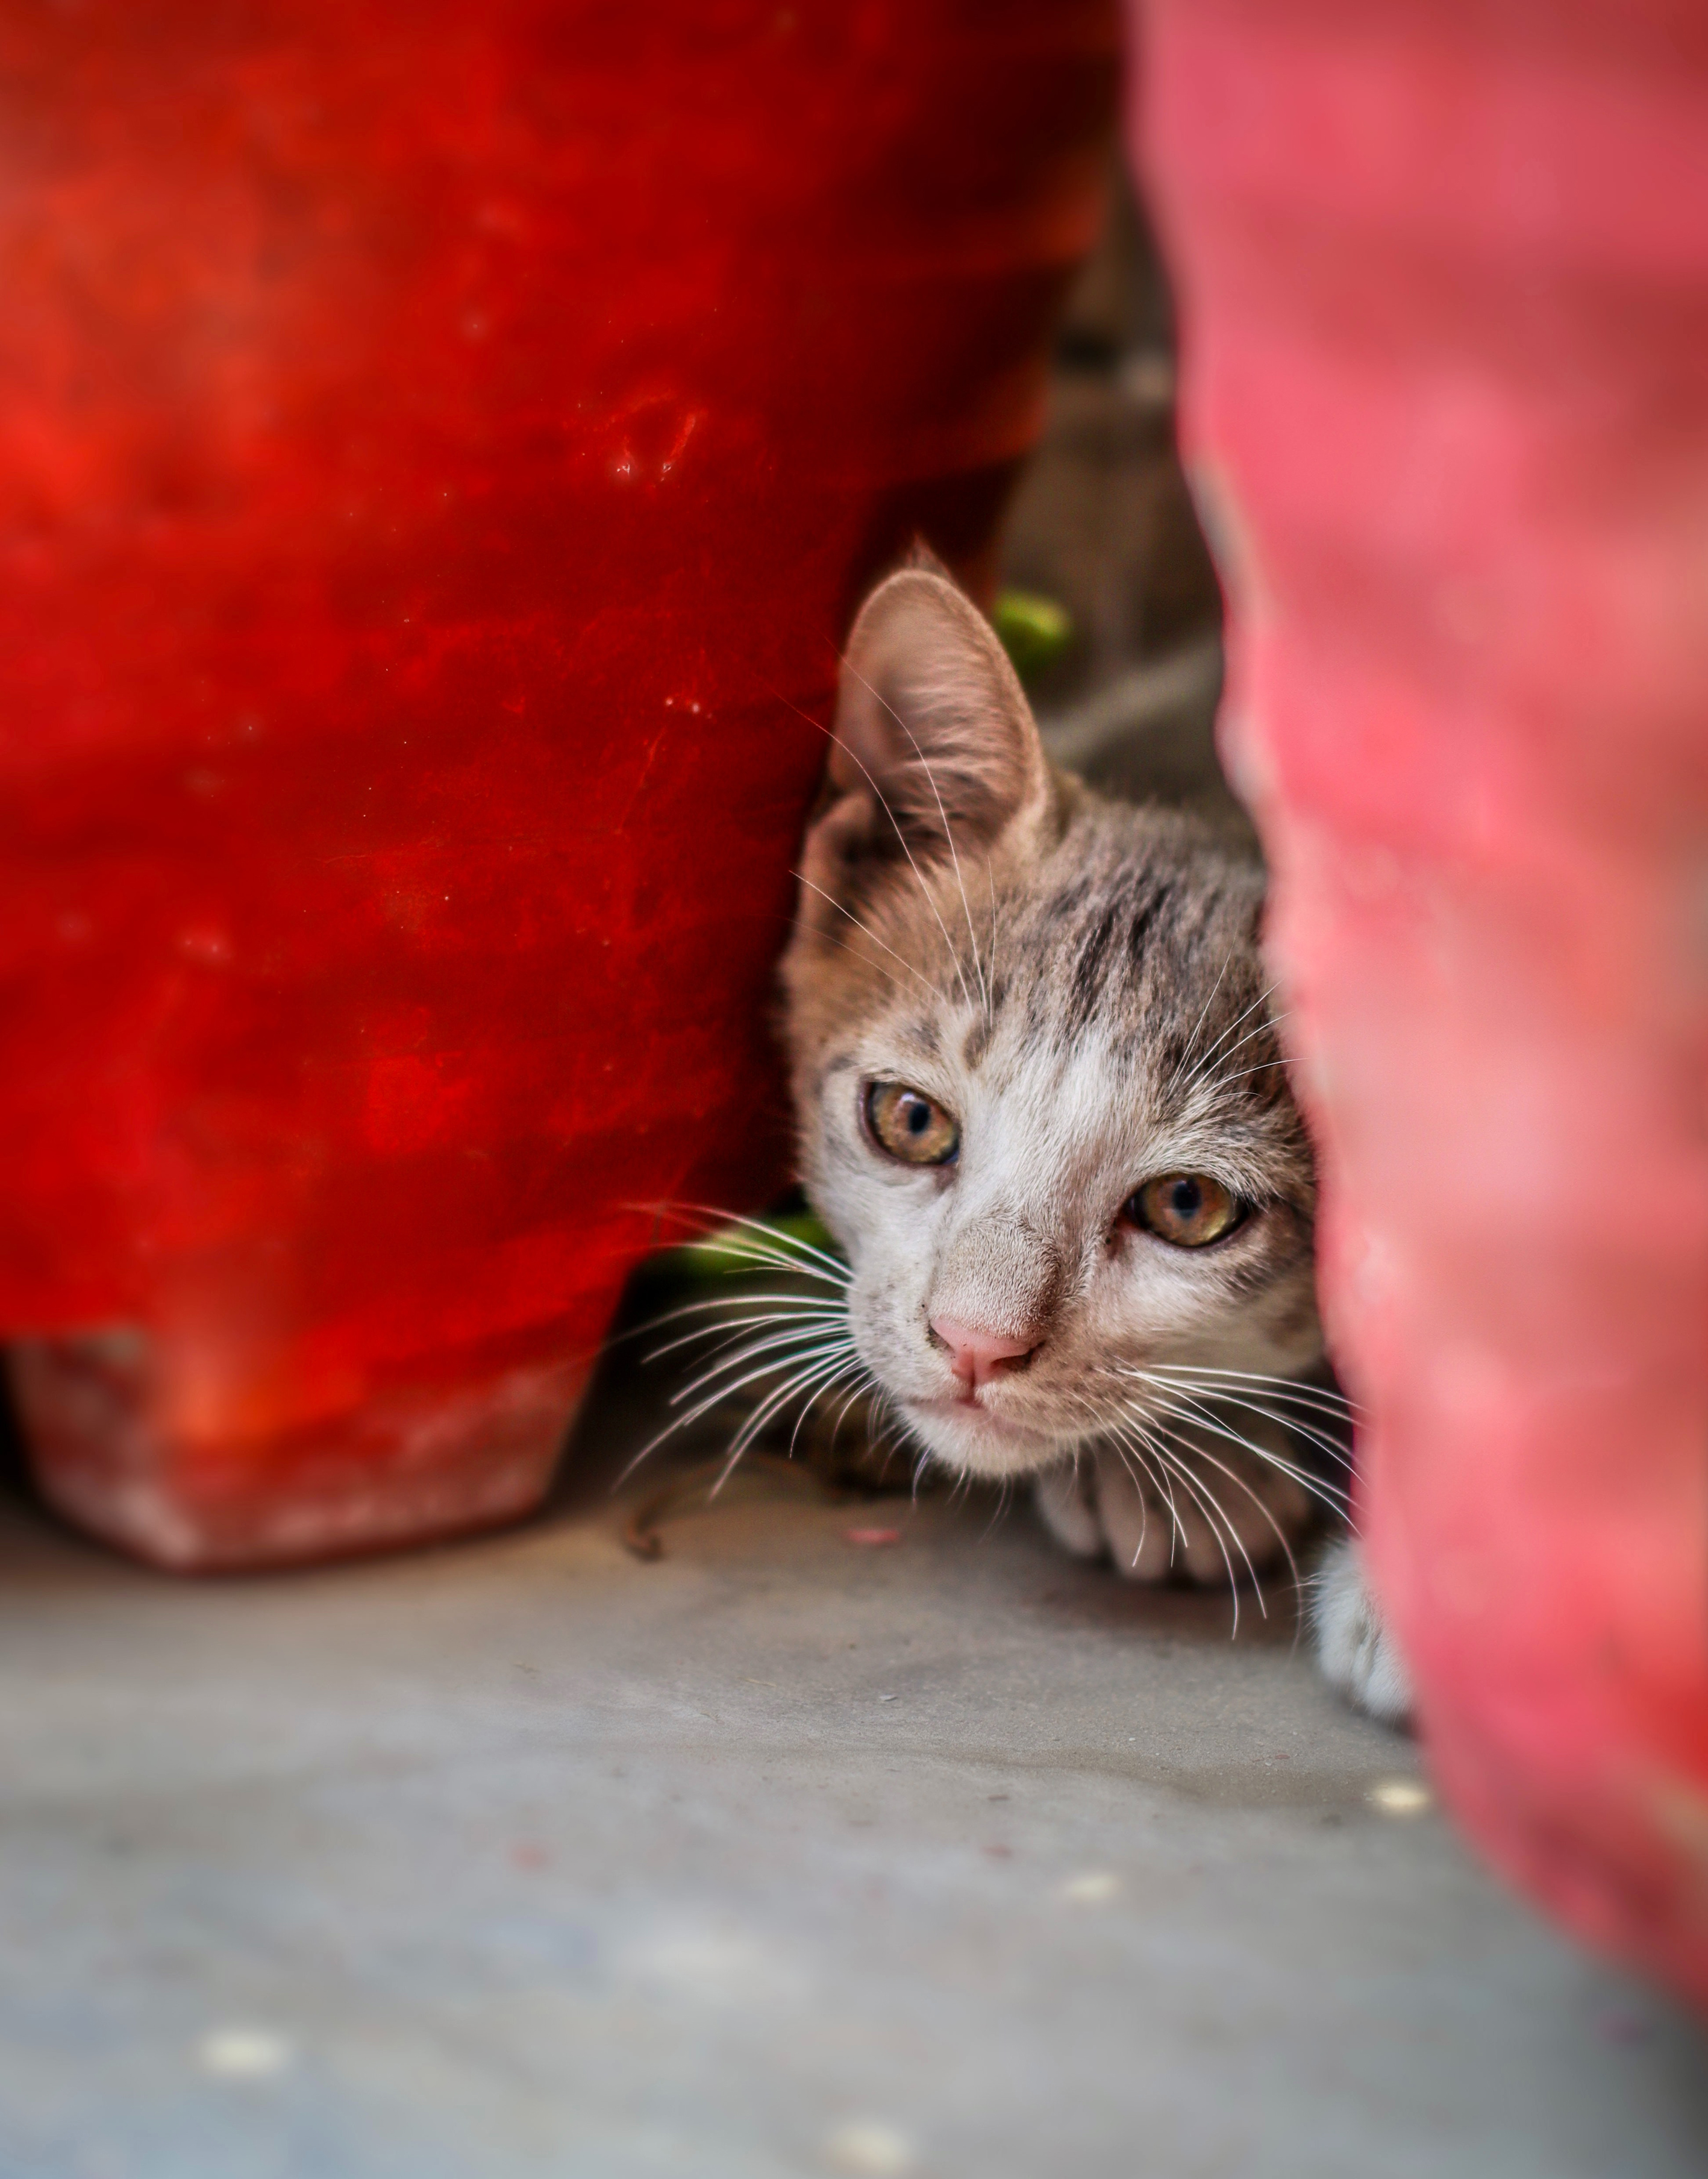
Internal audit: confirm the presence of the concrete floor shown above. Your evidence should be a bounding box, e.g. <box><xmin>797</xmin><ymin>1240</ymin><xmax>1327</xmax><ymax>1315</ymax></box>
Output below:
<box><xmin>1</xmin><ymin>1447</ymin><xmax>1703</xmax><ymax>2179</ymax></box>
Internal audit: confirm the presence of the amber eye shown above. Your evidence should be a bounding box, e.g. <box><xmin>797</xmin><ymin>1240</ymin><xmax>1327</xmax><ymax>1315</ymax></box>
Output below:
<box><xmin>1126</xmin><ymin>1173</ymin><xmax>1245</xmax><ymax>1248</ymax></box>
<box><xmin>864</xmin><ymin>1081</ymin><xmax>960</xmax><ymax>1167</ymax></box>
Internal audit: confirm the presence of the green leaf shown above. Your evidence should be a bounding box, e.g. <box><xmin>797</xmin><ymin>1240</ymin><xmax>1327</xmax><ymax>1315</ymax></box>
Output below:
<box><xmin>652</xmin><ymin>1210</ymin><xmax>844</xmax><ymax>1287</ymax></box>
<box><xmin>992</xmin><ymin>589</ymin><xmax>1073</xmax><ymax>682</ymax></box>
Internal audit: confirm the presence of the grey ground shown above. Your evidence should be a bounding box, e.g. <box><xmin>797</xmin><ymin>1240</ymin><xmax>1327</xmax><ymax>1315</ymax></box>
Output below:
<box><xmin>1</xmin><ymin>1455</ymin><xmax>1703</xmax><ymax>2179</ymax></box>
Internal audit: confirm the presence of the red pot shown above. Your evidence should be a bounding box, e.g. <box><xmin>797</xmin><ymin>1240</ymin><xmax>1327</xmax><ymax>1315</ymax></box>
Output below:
<box><xmin>1</xmin><ymin>2</ymin><xmax>1118</xmax><ymax>1567</ymax></box>
<box><xmin>1134</xmin><ymin>0</ymin><xmax>1708</xmax><ymax>2007</ymax></box>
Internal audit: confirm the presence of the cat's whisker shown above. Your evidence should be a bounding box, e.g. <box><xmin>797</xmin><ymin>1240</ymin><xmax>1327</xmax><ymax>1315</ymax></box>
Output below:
<box><xmin>825</xmin><ymin>732</ymin><xmax>977</xmax><ymax>1019</ymax></box>
<box><xmin>844</xmin><ymin>645</ymin><xmax>994</xmax><ymax>1021</ymax></box>
<box><xmin>645</xmin><ymin>1290</ymin><xmax>851</xmax><ymax>1331</ymax></box>
<box><xmin>619</xmin><ymin>1328</ymin><xmax>860</xmax><ymax>1482</ymax></box>
<box><xmin>1162</xmin><ymin>1460</ymin><xmax>1260</xmax><ymax>1628</ymax></box>
<box><xmin>663</xmin><ymin>1320</ymin><xmax>855</xmax><ymax>1403</ymax></box>
<box><xmin>811</xmin><ymin>926</ymin><xmax>948</xmax><ymax>1008</ymax></box>
<box><xmin>1195</xmin><ymin>1010</ymin><xmax>1293</xmax><ymax>1089</ymax></box>
<box><xmin>784</xmin><ymin>1357</ymin><xmax>875</xmax><ymax>1465</ymax></box>
<box><xmin>969</xmin><ymin>857</ymin><xmax>993</xmax><ymax>1023</ymax></box>
<box><xmin>1131</xmin><ymin>1377</ymin><xmax>1352</xmax><ymax>1481</ymax></box>
<box><xmin>652</xmin><ymin>1205</ymin><xmax>853</xmax><ymax>1287</ymax></box>
<box><xmin>864</xmin><ymin>1384</ymin><xmax>901</xmax><ymax>1454</ymax></box>
<box><xmin>649</xmin><ymin>1339</ymin><xmax>834</xmax><ymax>1438</ymax></box>
<box><xmin>618</xmin><ymin>1228</ymin><xmax>855</xmax><ymax>1481</ymax></box>
<box><xmin>643</xmin><ymin>1302</ymin><xmax>851</xmax><ymax>1367</ymax></box>
<box><xmin>1054</xmin><ymin>1394</ymin><xmax>1159</xmax><ymax>1534</ymax></box>
<box><xmin>1082</xmin><ymin>1391</ymin><xmax>1269</xmax><ymax>1606</ymax></box>
<box><xmin>792</xmin><ymin>870</ymin><xmax>952</xmax><ymax>1009</ymax></box>
<box><xmin>1162</xmin><ymin>949</ymin><xmax>1233</xmax><ymax>1108</ymax></box>
<box><xmin>1145</xmin><ymin>1410</ymin><xmax>1306</xmax><ymax>1610</ymax></box>
<box><xmin>1166</xmin><ymin>977</ymin><xmax>1276</xmax><ymax>1108</ymax></box>
<box><xmin>1207</xmin><ymin>1008</ymin><xmax>1290</xmax><ymax>1061</ymax></box>
<box><xmin>1121</xmin><ymin>1364</ymin><xmax>1356</xmax><ymax>1463</ymax></box>
<box><xmin>639</xmin><ymin>1359</ymin><xmax>845</xmax><ymax>1482</ymax></box>
<box><xmin>695</xmin><ymin>1247</ymin><xmax>846</xmax><ymax>1291</ymax></box>
<box><xmin>675</xmin><ymin>1316</ymin><xmax>867</xmax><ymax>1420</ymax></box>
<box><xmin>1206</xmin><ymin>1055</ymin><xmax>1298</xmax><ymax>1093</ymax></box>
<box><xmin>1131</xmin><ymin>1388</ymin><xmax>1351</xmax><ymax>1524</ymax></box>
<box><xmin>1139</xmin><ymin>1363</ymin><xmax>1360</xmax><ymax>1423</ymax></box>
<box><xmin>742</xmin><ymin>1347</ymin><xmax>863</xmax><ymax>1445</ymax></box>
<box><xmin>1103</xmin><ymin>1404</ymin><xmax>1224</xmax><ymax>1587</ymax></box>
<box><xmin>1139</xmin><ymin>1393</ymin><xmax>1351</xmax><ymax>1525</ymax></box>
<box><xmin>1141</xmin><ymin>1428</ymin><xmax>1252</xmax><ymax>1631</ymax></box>
<box><xmin>623</xmin><ymin>1211</ymin><xmax>851</xmax><ymax>1298</ymax></box>
<box><xmin>606</xmin><ymin>1288</ymin><xmax>840</xmax><ymax>1359</ymax></box>
<box><xmin>1098</xmin><ymin>1429</ymin><xmax>1162</xmax><ymax>1569</ymax></box>
<box><xmin>717</xmin><ymin>1363</ymin><xmax>830</xmax><ymax>1474</ymax></box>
<box><xmin>716</xmin><ymin>1347</ymin><xmax>867</xmax><ymax>1487</ymax></box>
<box><xmin>644</xmin><ymin>1316</ymin><xmax>849</xmax><ymax>1378</ymax></box>
<box><xmin>836</xmin><ymin>651</ymin><xmax>986</xmax><ymax>1021</ymax></box>
<box><xmin>1150</xmin><ymin>1438</ymin><xmax>1270</xmax><ymax>1630</ymax></box>
<box><xmin>1090</xmin><ymin>1405</ymin><xmax>1186</xmax><ymax>1569</ymax></box>
<box><xmin>1142</xmin><ymin>1417</ymin><xmax>1280</xmax><ymax>1628</ymax></box>
<box><xmin>755</xmin><ymin>662</ymin><xmax>974</xmax><ymax>1013</ymax></box>
<box><xmin>1177</xmin><ymin>1009</ymin><xmax>1289</xmax><ymax>1115</ymax></box>
<box><xmin>1100</xmin><ymin>1381</ymin><xmax>1323</xmax><ymax>1617</ymax></box>
<box><xmin>1183</xmin><ymin>979</ymin><xmax>1278</xmax><ymax>1083</ymax></box>
<box><xmin>707</xmin><ymin>1368</ymin><xmax>844</xmax><ymax>1496</ymax></box>
<box><xmin>827</xmin><ymin>1373</ymin><xmax>874</xmax><ymax>1436</ymax></box>
<box><xmin>1148</xmin><ymin>1384</ymin><xmax>1354</xmax><ymax>1477</ymax></box>
<box><xmin>987</xmin><ymin>858</ymin><xmax>999</xmax><ymax>1020</ymax></box>
<box><xmin>980</xmin><ymin>1474</ymin><xmax>1015</xmax><ymax>1541</ymax></box>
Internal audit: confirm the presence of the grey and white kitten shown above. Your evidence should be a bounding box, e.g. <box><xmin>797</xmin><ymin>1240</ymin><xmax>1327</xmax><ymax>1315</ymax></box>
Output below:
<box><xmin>778</xmin><ymin>565</ymin><xmax>1409</xmax><ymax>1723</ymax></box>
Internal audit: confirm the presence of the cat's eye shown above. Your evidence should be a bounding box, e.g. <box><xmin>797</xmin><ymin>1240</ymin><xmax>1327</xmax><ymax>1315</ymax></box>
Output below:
<box><xmin>1125</xmin><ymin>1172</ymin><xmax>1245</xmax><ymax>1248</ymax></box>
<box><xmin>864</xmin><ymin>1080</ymin><xmax>960</xmax><ymax>1167</ymax></box>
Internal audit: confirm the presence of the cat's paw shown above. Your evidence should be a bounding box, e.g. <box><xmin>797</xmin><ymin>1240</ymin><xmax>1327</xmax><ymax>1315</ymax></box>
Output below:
<box><xmin>1033</xmin><ymin>1459</ymin><xmax>1108</xmax><ymax>1560</ymax></box>
<box><xmin>1312</xmin><ymin>1537</ymin><xmax>1412</xmax><ymax>1725</ymax></box>
<box><xmin>1034</xmin><ymin>1423</ymin><xmax>1313</xmax><ymax>1587</ymax></box>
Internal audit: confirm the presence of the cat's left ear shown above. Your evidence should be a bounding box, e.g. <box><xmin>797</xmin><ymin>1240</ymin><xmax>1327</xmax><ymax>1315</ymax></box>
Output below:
<box><xmin>813</xmin><ymin>568</ymin><xmax>1050</xmax><ymax>875</ymax></box>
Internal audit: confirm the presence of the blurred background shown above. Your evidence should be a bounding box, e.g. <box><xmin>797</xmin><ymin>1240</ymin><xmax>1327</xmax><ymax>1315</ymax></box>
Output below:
<box><xmin>1003</xmin><ymin>160</ymin><xmax>1236</xmax><ymax>828</ymax></box>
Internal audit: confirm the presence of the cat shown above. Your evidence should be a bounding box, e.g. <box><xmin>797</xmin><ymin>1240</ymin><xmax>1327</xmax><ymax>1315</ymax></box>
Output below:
<box><xmin>775</xmin><ymin>562</ymin><xmax>1410</xmax><ymax>1723</ymax></box>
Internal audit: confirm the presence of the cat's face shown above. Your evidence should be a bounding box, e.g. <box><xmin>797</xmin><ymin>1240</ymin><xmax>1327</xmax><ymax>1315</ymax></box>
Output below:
<box><xmin>780</xmin><ymin>568</ymin><xmax>1321</xmax><ymax>1482</ymax></box>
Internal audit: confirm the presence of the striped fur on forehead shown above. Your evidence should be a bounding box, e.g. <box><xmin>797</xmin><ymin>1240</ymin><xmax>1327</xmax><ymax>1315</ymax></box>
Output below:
<box><xmin>788</xmin><ymin>783</ymin><xmax>1309</xmax><ymax>1196</ymax></box>
<box><xmin>810</xmin><ymin>771</ymin><xmax>1281</xmax><ymax>1067</ymax></box>
<box><xmin>1012</xmin><ymin>804</ymin><xmax>1271</xmax><ymax>1077</ymax></box>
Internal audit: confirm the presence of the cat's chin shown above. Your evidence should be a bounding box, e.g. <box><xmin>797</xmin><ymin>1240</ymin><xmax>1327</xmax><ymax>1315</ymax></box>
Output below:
<box><xmin>900</xmin><ymin>1396</ymin><xmax>1068</xmax><ymax>1481</ymax></box>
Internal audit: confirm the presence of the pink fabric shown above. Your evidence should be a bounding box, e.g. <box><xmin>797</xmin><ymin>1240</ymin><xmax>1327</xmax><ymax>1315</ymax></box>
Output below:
<box><xmin>1133</xmin><ymin>0</ymin><xmax>1708</xmax><ymax>2007</ymax></box>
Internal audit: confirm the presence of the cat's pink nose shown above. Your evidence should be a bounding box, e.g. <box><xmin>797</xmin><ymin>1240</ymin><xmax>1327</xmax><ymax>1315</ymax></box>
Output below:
<box><xmin>930</xmin><ymin>1315</ymin><xmax>1038</xmax><ymax>1390</ymax></box>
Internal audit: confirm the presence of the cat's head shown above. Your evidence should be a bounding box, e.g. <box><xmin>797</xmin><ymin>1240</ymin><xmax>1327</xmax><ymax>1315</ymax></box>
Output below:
<box><xmin>779</xmin><ymin>566</ymin><xmax>1321</xmax><ymax>1481</ymax></box>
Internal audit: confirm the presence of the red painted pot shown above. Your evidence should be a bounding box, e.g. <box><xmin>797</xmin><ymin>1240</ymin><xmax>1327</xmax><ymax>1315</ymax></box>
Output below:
<box><xmin>1134</xmin><ymin>0</ymin><xmax>1708</xmax><ymax>2007</ymax></box>
<box><xmin>1</xmin><ymin>2</ymin><xmax>1118</xmax><ymax>1567</ymax></box>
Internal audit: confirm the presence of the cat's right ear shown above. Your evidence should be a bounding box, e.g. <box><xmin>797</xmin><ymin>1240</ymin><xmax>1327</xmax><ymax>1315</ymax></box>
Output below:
<box><xmin>801</xmin><ymin>568</ymin><xmax>1049</xmax><ymax>901</ymax></box>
